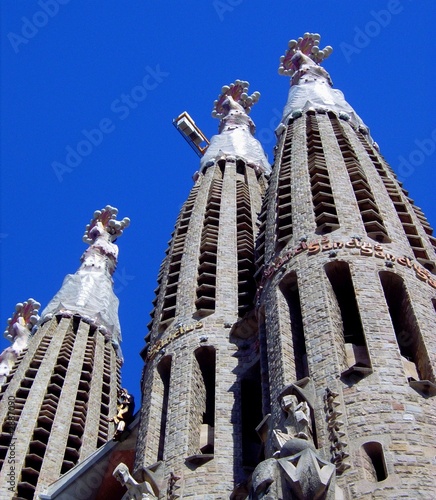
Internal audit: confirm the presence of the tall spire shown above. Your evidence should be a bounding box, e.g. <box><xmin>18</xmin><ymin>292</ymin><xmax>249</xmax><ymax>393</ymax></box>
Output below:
<box><xmin>40</xmin><ymin>205</ymin><xmax>130</xmax><ymax>357</ymax></box>
<box><xmin>251</xmin><ymin>33</ymin><xmax>436</xmax><ymax>499</ymax></box>
<box><xmin>278</xmin><ymin>33</ymin><xmax>368</xmax><ymax>132</ymax></box>
<box><xmin>0</xmin><ymin>206</ymin><xmax>130</xmax><ymax>499</ymax></box>
<box><xmin>200</xmin><ymin>79</ymin><xmax>270</xmax><ymax>174</ymax></box>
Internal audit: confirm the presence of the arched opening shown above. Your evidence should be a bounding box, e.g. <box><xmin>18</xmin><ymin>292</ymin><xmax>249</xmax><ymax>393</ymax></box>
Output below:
<box><xmin>241</xmin><ymin>361</ymin><xmax>263</xmax><ymax>469</ymax></box>
<box><xmin>257</xmin><ymin>307</ymin><xmax>271</xmax><ymax>416</ymax></box>
<box><xmin>361</xmin><ymin>441</ymin><xmax>387</xmax><ymax>482</ymax></box>
<box><xmin>380</xmin><ymin>271</ymin><xmax>435</xmax><ymax>395</ymax></box>
<box><xmin>192</xmin><ymin>347</ymin><xmax>216</xmax><ymax>455</ymax></box>
<box><xmin>279</xmin><ymin>272</ymin><xmax>308</xmax><ymax>381</ymax></box>
<box><xmin>157</xmin><ymin>355</ymin><xmax>172</xmax><ymax>461</ymax></box>
<box><xmin>325</xmin><ymin>261</ymin><xmax>371</xmax><ymax>379</ymax></box>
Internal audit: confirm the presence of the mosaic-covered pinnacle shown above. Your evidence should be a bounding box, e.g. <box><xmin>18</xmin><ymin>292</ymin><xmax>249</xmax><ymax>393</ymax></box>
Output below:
<box><xmin>212</xmin><ymin>80</ymin><xmax>260</xmax><ymax>119</ymax></box>
<box><xmin>278</xmin><ymin>33</ymin><xmax>333</xmax><ymax>77</ymax></box>
<box><xmin>83</xmin><ymin>205</ymin><xmax>130</xmax><ymax>244</ymax></box>
<box><xmin>4</xmin><ymin>298</ymin><xmax>41</xmax><ymax>340</ymax></box>
<box><xmin>40</xmin><ymin>207</ymin><xmax>129</xmax><ymax>356</ymax></box>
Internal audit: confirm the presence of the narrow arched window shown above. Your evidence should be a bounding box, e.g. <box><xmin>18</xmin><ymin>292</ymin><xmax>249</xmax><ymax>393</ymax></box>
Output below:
<box><xmin>279</xmin><ymin>272</ymin><xmax>308</xmax><ymax>381</ymax></box>
<box><xmin>157</xmin><ymin>355</ymin><xmax>172</xmax><ymax>461</ymax></box>
<box><xmin>325</xmin><ymin>261</ymin><xmax>371</xmax><ymax>379</ymax></box>
<box><xmin>188</xmin><ymin>347</ymin><xmax>216</xmax><ymax>457</ymax></box>
<box><xmin>241</xmin><ymin>362</ymin><xmax>263</xmax><ymax>468</ymax></box>
<box><xmin>361</xmin><ymin>442</ymin><xmax>387</xmax><ymax>482</ymax></box>
<box><xmin>379</xmin><ymin>271</ymin><xmax>435</xmax><ymax>393</ymax></box>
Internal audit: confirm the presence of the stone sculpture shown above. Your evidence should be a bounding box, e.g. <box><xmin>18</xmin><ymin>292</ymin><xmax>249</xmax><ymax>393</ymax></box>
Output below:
<box><xmin>113</xmin><ymin>462</ymin><xmax>157</xmax><ymax>500</ymax></box>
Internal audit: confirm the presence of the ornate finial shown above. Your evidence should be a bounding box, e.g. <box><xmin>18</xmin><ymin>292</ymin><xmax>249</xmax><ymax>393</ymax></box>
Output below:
<box><xmin>83</xmin><ymin>205</ymin><xmax>130</xmax><ymax>244</ymax></box>
<box><xmin>278</xmin><ymin>33</ymin><xmax>333</xmax><ymax>76</ymax></box>
<box><xmin>212</xmin><ymin>80</ymin><xmax>260</xmax><ymax>119</ymax></box>
<box><xmin>4</xmin><ymin>298</ymin><xmax>40</xmax><ymax>341</ymax></box>
<box><xmin>1</xmin><ymin>299</ymin><xmax>40</xmax><ymax>385</ymax></box>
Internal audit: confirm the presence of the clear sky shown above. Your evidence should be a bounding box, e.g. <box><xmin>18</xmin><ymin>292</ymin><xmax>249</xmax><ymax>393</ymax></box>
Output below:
<box><xmin>1</xmin><ymin>1</ymin><xmax>435</xmax><ymax>406</ymax></box>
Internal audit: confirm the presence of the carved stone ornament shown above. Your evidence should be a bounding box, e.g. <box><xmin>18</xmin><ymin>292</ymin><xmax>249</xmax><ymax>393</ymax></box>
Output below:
<box><xmin>0</xmin><ymin>298</ymin><xmax>40</xmax><ymax>385</ymax></box>
<box><xmin>212</xmin><ymin>79</ymin><xmax>260</xmax><ymax>119</ymax></box>
<box><xmin>200</xmin><ymin>80</ymin><xmax>270</xmax><ymax>174</ymax></box>
<box><xmin>278</xmin><ymin>33</ymin><xmax>333</xmax><ymax>77</ymax></box>
<box><xmin>251</xmin><ymin>379</ymin><xmax>341</xmax><ymax>499</ymax></box>
<box><xmin>113</xmin><ymin>462</ymin><xmax>158</xmax><ymax>500</ymax></box>
<box><xmin>251</xmin><ymin>439</ymin><xmax>336</xmax><ymax>500</ymax></box>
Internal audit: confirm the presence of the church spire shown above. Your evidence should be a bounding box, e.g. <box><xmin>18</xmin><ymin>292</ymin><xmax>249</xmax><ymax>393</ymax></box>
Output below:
<box><xmin>0</xmin><ymin>206</ymin><xmax>129</xmax><ymax>499</ymax></box>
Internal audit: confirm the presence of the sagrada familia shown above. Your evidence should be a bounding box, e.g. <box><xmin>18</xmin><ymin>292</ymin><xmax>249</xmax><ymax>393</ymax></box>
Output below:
<box><xmin>0</xmin><ymin>33</ymin><xmax>435</xmax><ymax>499</ymax></box>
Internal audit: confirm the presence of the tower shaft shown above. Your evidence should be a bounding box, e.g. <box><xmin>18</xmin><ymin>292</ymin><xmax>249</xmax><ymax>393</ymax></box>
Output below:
<box><xmin>136</xmin><ymin>82</ymin><xmax>269</xmax><ymax>497</ymax></box>
<box><xmin>252</xmin><ymin>34</ymin><xmax>436</xmax><ymax>498</ymax></box>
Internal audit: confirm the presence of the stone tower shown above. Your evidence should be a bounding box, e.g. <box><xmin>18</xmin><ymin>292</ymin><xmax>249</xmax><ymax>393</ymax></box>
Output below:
<box><xmin>252</xmin><ymin>34</ymin><xmax>436</xmax><ymax>498</ymax></box>
<box><xmin>0</xmin><ymin>206</ymin><xmax>130</xmax><ymax>499</ymax></box>
<box><xmin>135</xmin><ymin>81</ymin><xmax>271</xmax><ymax>498</ymax></box>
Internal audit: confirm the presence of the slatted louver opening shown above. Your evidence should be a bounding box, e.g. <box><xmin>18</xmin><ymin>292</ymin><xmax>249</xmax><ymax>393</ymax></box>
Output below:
<box><xmin>254</xmin><ymin>199</ymin><xmax>267</xmax><ymax>281</ymax></box>
<box><xmin>356</xmin><ymin>131</ymin><xmax>434</xmax><ymax>268</ymax></box>
<box><xmin>97</xmin><ymin>342</ymin><xmax>113</xmax><ymax>448</ymax></box>
<box><xmin>148</xmin><ymin>261</ymin><xmax>165</xmax><ymax>332</ymax></box>
<box><xmin>236</xmin><ymin>178</ymin><xmax>256</xmax><ymax>316</ymax></box>
<box><xmin>158</xmin><ymin>185</ymin><xmax>200</xmax><ymax>330</ymax></box>
<box><xmin>0</xmin><ymin>329</ymin><xmax>52</xmax><ymax>473</ymax></box>
<box><xmin>330</xmin><ymin>115</ymin><xmax>388</xmax><ymax>242</ymax></box>
<box><xmin>61</xmin><ymin>330</ymin><xmax>96</xmax><ymax>474</ymax></box>
<box><xmin>17</xmin><ymin>323</ymin><xmax>75</xmax><ymax>499</ymax></box>
<box><xmin>306</xmin><ymin>112</ymin><xmax>339</xmax><ymax>234</ymax></box>
<box><xmin>275</xmin><ymin>123</ymin><xmax>294</xmax><ymax>251</ymax></box>
<box><xmin>196</xmin><ymin>177</ymin><xmax>222</xmax><ymax>316</ymax></box>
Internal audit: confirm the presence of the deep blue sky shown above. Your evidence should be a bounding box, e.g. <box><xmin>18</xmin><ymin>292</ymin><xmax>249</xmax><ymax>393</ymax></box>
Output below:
<box><xmin>1</xmin><ymin>1</ymin><xmax>435</xmax><ymax>405</ymax></box>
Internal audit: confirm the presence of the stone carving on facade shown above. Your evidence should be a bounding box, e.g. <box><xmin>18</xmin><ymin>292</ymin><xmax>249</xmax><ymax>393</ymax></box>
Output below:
<box><xmin>251</xmin><ymin>379</ymin><xmax>338</xmax><ymax>499</ymax></box>
<box><xmin>273</xmin><ymin>395</ymin><xmax>312</xmax><ymax>452</ymax></box>
<box><xmin>113</xmin><ymin>463</ymin><xmax>157</xmax><ymax>499</ymax></box>
<box><xmin>110</xmin><ymin>387</ymin><xmax>135</xmax><ymax>440</ymax></box>
<box><xmin>167</xmin><ymin>471</ymin><xmax>181</xmax><ymax>500</ymax></box>
<box><xmin>0</xmin><ymin>298</ymin><xmax>40</xmax><ymax>385</ymax></box>
<box><xmin>324</xmin><ymin>388</ymin><xmax>350</xmax><ymax>474</ymax></box>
